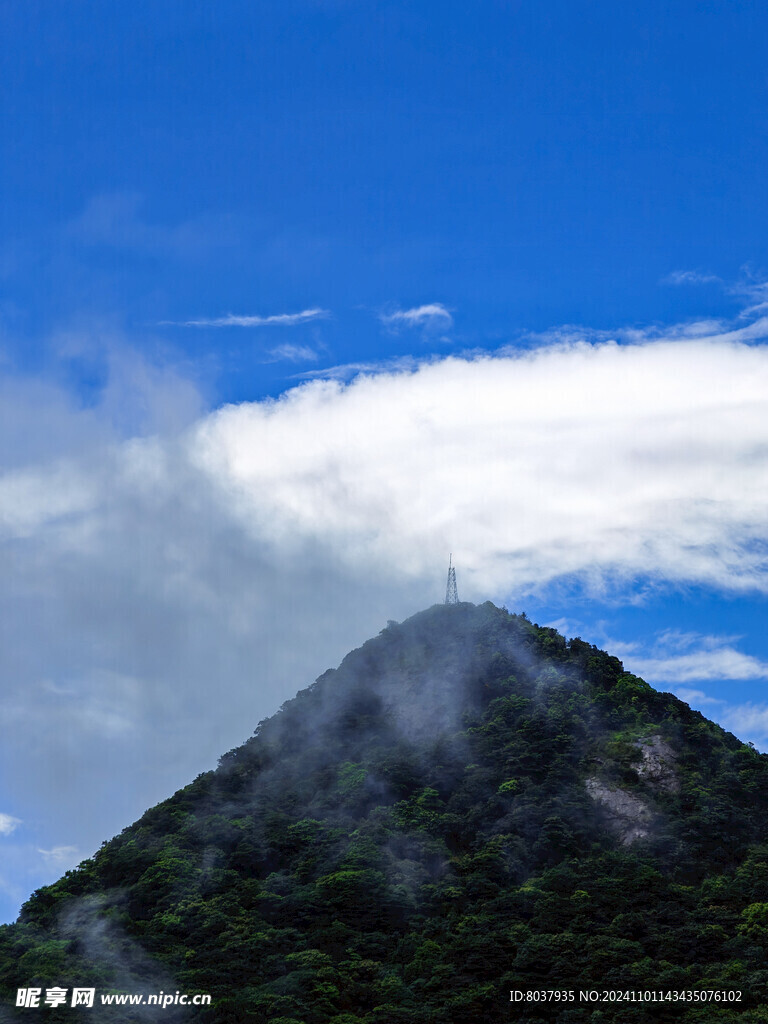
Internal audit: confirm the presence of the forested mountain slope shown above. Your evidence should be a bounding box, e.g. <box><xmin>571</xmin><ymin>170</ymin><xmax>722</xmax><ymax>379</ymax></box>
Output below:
<box><xmin>3</xmin><ymin>602</ymin><xmax>768</xmax><ymax>1022</ymax></box>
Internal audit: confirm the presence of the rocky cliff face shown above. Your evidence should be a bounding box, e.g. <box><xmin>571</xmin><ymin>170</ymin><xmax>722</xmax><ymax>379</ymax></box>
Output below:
<box><xmin>585</xmin><ymin>734</ymin><xmax>681</xmax><ymax>845</ymax></box>
<box><xmin>585</xmin><ymin>777</ymin><xmax>654</xmax><ymax>844</ymax></box>
<box><xmin>637</xmin><ymin>735</ymin><xmax>680</xmax><ymax>792</ymax></box>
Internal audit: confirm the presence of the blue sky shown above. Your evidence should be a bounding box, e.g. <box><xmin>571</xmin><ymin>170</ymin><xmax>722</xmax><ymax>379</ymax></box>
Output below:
<box><xmin>2</xmin><ymin>0</ymin><xmax>768</xmax><ymax>922</ymax></box>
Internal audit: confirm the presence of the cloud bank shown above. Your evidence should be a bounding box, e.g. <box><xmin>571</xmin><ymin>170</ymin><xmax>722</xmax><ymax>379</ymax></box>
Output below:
<box><xmin>195</xmin><ymin>336</ymin><xmax>768</xmax><ymax>596</ymax></box>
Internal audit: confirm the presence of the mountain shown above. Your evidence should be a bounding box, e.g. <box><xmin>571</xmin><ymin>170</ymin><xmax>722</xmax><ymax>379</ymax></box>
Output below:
<box><xmin>3</xmin><ymin>602</ymin><xmax>768</xmax><ymax>1023</ymax></box>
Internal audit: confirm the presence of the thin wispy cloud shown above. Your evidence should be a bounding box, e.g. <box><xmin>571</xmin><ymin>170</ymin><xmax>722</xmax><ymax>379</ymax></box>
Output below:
<box><xmin>663</xmin><ymin>267</ymin><xmax>768</xmax><ymax>320</ymax></box>
<box><xmin>65</xmin><ymin>191</ymin><xmax>239</xmax><ymax>260</ymax></box>
<box><xmin>518</xmin><ymin>315</ymin><xmax>768</xmax><ymax>350</ymax></box>
<box><xmin>629</xmin><ymin>647</ymin><xmax>768</xmax><ymax>684</ymax></box>
<box><xmin>731</xmin><ymin>271</ymin><xmax>768</xmax><ymax>317</ymax></box>
<box><xmin>643</xmin><ymin>629</ymin><xmax>743</xmax><ymax>654</ymax></box>
<box><xmin>163</xmin><ymin>308</ymin><xmax>330</xmax><ymax>328</ymax></box>
<box><xmin>674</xmin><ymin>688</ymin><xmax>723</xmax><ymax>707</ymax></box>
<box><xmin>673</xmin><ymin>690</ymin><xmax>768</xmax><ymax>748</ymax></box>
<box><xmin>266</xmin><ymin>344</ymin><xmax>321</xmax><ymax>364</ymax></box>
<box><xmin>0</xmin><ymin>814</ymin><xmax>21</xmax><ymax>837</ymax></box>
<box><xmin>615</xmin><ymin>630</ymin><xmax>768</xmax><ymax>685</ymax></box>
<box><xmin>292</xmin><ymin>355</ymin><xmax>419</xmax><ymax>381</ymax></box>
<box><xmin>610</xmin><ymin>629</ymin><xmax>768</xmax><ymax>747</ymax></box>
<box><xmin>379</xmin><ymin>303</ymin><xmax>453</xmax><ymax>330</ymax></box>
<box><xmin>663</xmin><ymin>270</ymin><xmax>723</xmax><ymax>286</ymax></box>
<box><xmin>720</xmin><ymin>704</ymin><xmax>768</xmax><ymax>744</ymax></box>
<box><xmin>37</xmin><ymin>845</ymin><xmax>79</xmax><ymax>867</ymax></box>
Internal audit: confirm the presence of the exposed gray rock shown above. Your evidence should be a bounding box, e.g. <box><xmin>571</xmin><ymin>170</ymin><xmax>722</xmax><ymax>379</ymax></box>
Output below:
<box><xmin>585</xmin><ymin>777</ymin><xmax>653</xmax><ymax>845</ymax></box>
<box><xmin>636</xmin><ymin>735</ymin><xmax>679</xmax><ymax>792</ymax></box>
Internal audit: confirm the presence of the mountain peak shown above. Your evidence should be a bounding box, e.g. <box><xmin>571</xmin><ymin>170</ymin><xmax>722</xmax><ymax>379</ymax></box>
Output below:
<box><xmin>3</xmin><ymin>604</ymin><xmax>767</xmax><ymax>1021</ymax></box>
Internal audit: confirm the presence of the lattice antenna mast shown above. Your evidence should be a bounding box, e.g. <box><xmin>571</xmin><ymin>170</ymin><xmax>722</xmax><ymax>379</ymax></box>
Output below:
<box><xmin>445</xmin><ymin>554</ymin><xmax>459</xmax><ymax>605</ymax></box>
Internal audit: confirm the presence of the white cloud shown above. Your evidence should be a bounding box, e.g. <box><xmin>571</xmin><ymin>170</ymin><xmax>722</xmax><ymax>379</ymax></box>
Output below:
<box><xmin>167</xmin><ymin>308</ymin><xmax>330</xmax><ymax>328</ymax></box>
<box><xmin>379</xmin><ymin>303</ymin><xmax>453</xmax><ymax>330</ymax></box>
<box><xmin>194</xmin><ymin>334</ymin><xmax>768</xmax><ymax>595</ymax></box>
<box><xmin>0</xmin><ymin>814</ymin><xmax>21</xmax><ymax>836</ymax></box>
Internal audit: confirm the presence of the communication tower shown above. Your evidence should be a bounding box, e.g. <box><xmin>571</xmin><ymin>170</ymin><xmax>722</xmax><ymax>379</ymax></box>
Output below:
<box><xmin>445</xmin><ymin>555</ymin><xmax>459</xmax><ymax>605</ymax></box>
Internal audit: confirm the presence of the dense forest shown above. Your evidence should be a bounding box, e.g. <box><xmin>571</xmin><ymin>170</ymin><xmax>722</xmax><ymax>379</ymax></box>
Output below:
<box><xmin>3</xmin><ymin>602</ymin><xmax>768</xmax><ymax>1022</ymax></box>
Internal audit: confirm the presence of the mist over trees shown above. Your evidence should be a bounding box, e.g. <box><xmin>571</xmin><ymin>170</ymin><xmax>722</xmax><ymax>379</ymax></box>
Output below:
<box><xmin>2</xmin><ymin>603</ymin><xmax>768</xmax><ymax>1022</ymax></box>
